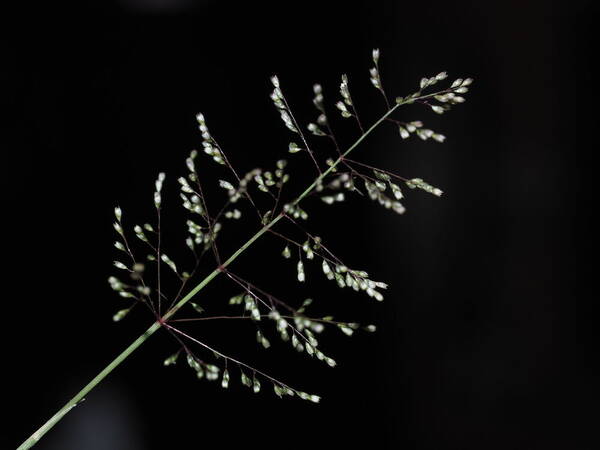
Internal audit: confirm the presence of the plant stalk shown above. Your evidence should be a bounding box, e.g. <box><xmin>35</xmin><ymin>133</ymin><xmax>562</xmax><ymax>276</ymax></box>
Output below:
<box><xmin>17</xmin><ymin>102</ymin><xmax>400</xmax><ymax>449</ymax></box>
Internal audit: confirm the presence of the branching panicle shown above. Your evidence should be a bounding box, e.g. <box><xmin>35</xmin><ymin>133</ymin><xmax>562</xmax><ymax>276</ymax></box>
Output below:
<box><xmin>17</xmin><ymin>49</ymin><xmax>474</xmax><ymax>450</ymax></box>
<box><xmin>107</xmin><ymin>49</ymin><xmax>473</xmax><ymax>403</ymax></box>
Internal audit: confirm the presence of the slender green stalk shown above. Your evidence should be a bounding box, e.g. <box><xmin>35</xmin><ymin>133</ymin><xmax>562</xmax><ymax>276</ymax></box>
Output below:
<box><xmin>16</xmin><ymin>103</ymin><xmax>399</xmax><ymax>450</ymax></box>
<box><xmin>16</xmin><ymin>321</ymin><xmax>162</xmax><ymax>450</ymax></box>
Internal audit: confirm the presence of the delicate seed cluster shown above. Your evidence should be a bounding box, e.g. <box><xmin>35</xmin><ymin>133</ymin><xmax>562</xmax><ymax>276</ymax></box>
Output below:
<box><xmin>187</xmin><ymin>354</ymin><xmax>220</xmax><ymax>381</ymax></box>
<box><xmin>398</xmin><ymin>120</ymin><xmax>445</xmax><ymax>143</ymax></box>
<box><xmin>336</xmin><ymin>74</ymin><xmax>353</xmax><ymax>119</ymax></box>
<box><xmin>270</xmin><ymin>76</ymin><xmax>298</xmax><ymax>133</ymax></box>
<box><xmin>364</xmin><ymin>170</ymin><xmax>406</xmax><ymax>215</ymax></box>
<box><xmin>396</xmin><ymin>72</ymin><xmax>473</xmax><ymax>115</ymax></box>
<box><xmin>307</xmin><ymin>84</ymin><xmax>329</xmax><ymax>136</ymax></box>
<box><xmin>321</xmin><ymin>260</ymin><xmax>387</xmax><ymax>301</ymax></box>
<box><xmin>283</xmin><ymin>203</ymin><xmax>309</xmax><ymax>220</ymax></box>
<box><xmin>369</xmin><ymin>48</ymin><xmax>383</xmax><ymax>91</ymax></box>
<box><xmin>321</xmin><ymin>192</ymin><xmax>345</xmax><ymax>205</ymax></box>
<box><xmin>197</xmin><ymin>113</ymin><xmax>226</xmax><ymax>165</ymax></box>
<box><xmin>253</xmin><ymin>160</ymin><xmax>290</xmax><ymax>194</ymax></box>
<box><xmin>405</xmin><ymin>178</ymin><xmax>443</xmax><ymax>197</ymax></box>
<box><xmin>109</xmin><ymin>205</ymin><xmax>154</xmax><ymax>321</ymax></box>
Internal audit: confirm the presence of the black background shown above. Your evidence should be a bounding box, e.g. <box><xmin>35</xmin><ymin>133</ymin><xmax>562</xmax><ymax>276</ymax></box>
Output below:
<box><xmin>2</xmin><ymin>1</ymin><xmax>595</xmax><ymax>449</ymax></box>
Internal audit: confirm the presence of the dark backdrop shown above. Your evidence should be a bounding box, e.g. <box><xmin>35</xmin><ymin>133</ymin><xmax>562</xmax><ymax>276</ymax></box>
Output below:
<box><xmin>2</xmin><ymin>1</ymin><xmax>594</xmax><ymax>449</ymax></box>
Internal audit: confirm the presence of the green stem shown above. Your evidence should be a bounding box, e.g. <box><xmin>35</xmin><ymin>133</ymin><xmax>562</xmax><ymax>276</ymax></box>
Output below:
<box><xmin>17</xmin><ymin>102</ymin><xmax>400</xmax><ymax>450</ymax></box>
<box><xmin>16</xmin><ymin>321</ymin><xmax>162</xmax><ymax>450</ymax></box>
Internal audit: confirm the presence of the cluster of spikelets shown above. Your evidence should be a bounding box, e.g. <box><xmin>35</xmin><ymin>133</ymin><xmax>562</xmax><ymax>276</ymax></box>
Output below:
<box><xmin>108</xmin><ymin>49</ymin><xmax>472</xmax><ymax>402</ymax></box>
